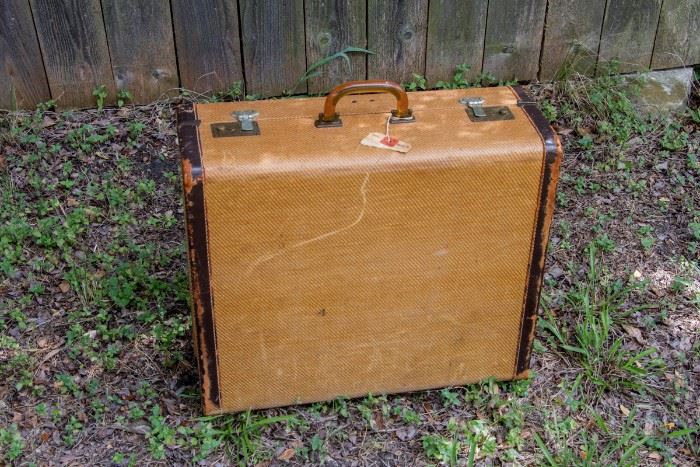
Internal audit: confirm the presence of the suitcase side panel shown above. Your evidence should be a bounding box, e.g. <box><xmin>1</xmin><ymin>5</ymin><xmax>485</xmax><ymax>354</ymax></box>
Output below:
<box><xmin>510</xmin><ymin>86</ymin><xmax>563</xmax><ymax>378</ymax></box>
<box><xmin>177</xmin><ymin>103</ymin><xmax>221</xmax><ymax>414</ymax></box>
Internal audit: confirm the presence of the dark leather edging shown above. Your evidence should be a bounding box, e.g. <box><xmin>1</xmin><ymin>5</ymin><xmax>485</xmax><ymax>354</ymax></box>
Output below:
<box><xmin>510</xmin><ymin>86</ymin><xmax>563</xmax><ymax>377</ymax></box>
<box><xmin>176</xmin><ymin>103</ymin><xmax>221</xmax><ymax>411</ymax></box>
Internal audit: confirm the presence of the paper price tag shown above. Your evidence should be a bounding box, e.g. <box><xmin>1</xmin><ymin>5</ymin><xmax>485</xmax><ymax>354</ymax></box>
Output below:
<box><xmin>360</xmin><ymin>132</ymin><xmax>412</xmax><ymax>153</ymax></box>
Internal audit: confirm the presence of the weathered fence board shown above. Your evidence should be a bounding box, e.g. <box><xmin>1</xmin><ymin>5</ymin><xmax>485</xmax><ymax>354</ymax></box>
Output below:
<box><xmin>239</xmin><ymin>0</ymin><xmax>307</xmax><ymax>96</ymax></box>
<box><xmin>651</xmin><ymin>0</ymin><xmax>700</xmax><ymax>69</ymax></box>
<box><xmin>367</xmin><ymin>0</ymin><xmax>429</xmax><ymax>84</ymax></box>
<box><xmin>425</xmin><ymin>0</ymin><xmax>488</xmax><ymax>85</ymax></box>
<box><xmin>29</xmin><ymin>0</ymin><xmax>115</xmax><ymax>108</ymax></box>
<box><xmin>171</xmin><ymin>0</ymin><xmax>243</xmax><ymax>94</ymax></box>
<box><xmin>540</xmin><ymin>0</ymin><xmax>607</xmax><ymax>79</ymax></box>
<box><xmin>0</xmin><ymin>0</ymin><xmax>50</xmax><ymax>109</ymax></box>
<box><xmin>1</xmin><ymin>0</ymin><xmax>698</xmax><ymax>109</ymax></box>
<box><xmin>304</xmin><ymin>0</ymin><xmax>367</xmax><ymax>95</ymax></box>
<box><xmin>598</xmin><ymin>0</ymin><xmax>663</xmax><ymax>74</ymax></box>
<box><xmin>482</xmin><ymin>0</ymin><xmax>548</xmax><ymax>81</ymax></box>
<box><xmin>102</xmin><ymin>0</ymin><xmax>179</xmax><ymax>102</ymax></box>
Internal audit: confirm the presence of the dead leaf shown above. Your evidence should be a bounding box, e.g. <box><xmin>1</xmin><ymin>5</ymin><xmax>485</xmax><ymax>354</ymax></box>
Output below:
<box><xmin>619</xmin><ymin>404</ymin><xmax>630</xmax><ymax>416</ymax></box>
<box><xmin>277</xmin><ymin>448</ymin><xmax>295</xmax><ymax>461</ymax></box>
<box><xmin>648</xmin><ymin>452</ymin><xmax>662</xmax><ymax>461</ymax></box>
<box><xmin>396</xmin><ymin>426</ymin><xmax>417</xmax><ymax>441</ymax></box>
<box><xmin>644</xmin><ymin>421</ymin><xmax>654</xmax><ymax>435</ymax></box>
<box><xmin>164</xmin><ymin>398</ymin><xmax>179</xmax><ymax>415</ymax></box>
<box><xmin>36</xmin><ymin>348</ymin><xmax>62</xmax><ymax>373</ymax></box>
<box><xmin>59</xmin><ymin>282</ymin><xmax>70</xmax><ymax>293</ymax></box>
<box><xmin>622</xmin><ymin>324</ymin><xmax>646</xmax><ymax>344</ymax></box>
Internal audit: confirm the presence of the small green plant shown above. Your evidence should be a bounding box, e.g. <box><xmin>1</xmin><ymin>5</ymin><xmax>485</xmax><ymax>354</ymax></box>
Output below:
<box><xmin>440</xmin><ymin>388</ymin><xmax>461</xmax><ymax>406</ymax></box>
<box><xmin>146</xmin><ymin>405</ymin><xmax>176</xmax><ymax>459</ymax></box>
<box><xmin>660</xmin><ymin>122</ymin><xmax>689</xmax><ymax>151</ymax></box>
<box><xmin>212</xmin><ymin>81</ymin><xmax>244</xmax><ymax>102</ymax></box>
<box><xmin>291</xmin><ymin>46</ymin><xmax>375</xmax><ymax>94</ymax></box>
<box><xmin>0</xmin><ymin>424</ymin><xmax>24</xmax><ymax>461</ymax></box>
<box><xmin>93</xmin><ymin>85</ymin><xmax>108</xmax><ymax>110</ymax></box>
<box><xmin>540</xmin><ymin>99</ymin><xmax>558</xmax><ymax>122</ymax></box>
<box><xmin>423</xmin><ymin>433</ymin><xmax>461</xmax><ymax>466</ymax></box>
<box><xmin>534</xmin><ymin>410</ymin><xmax>648</xmax><ymax>466</ymax></box>
<box><xmin>638</xmin><ymin>225</ymin><xmax>655</xmax><ymax>251</ymax></box>
<box><xmin>688</xmin><ymin>222</ymin><xmax>700</xmax><ymax>241</ymax></box>
<box><xmin>196</xmin><ymin>411</ymin><xmax>300</xmax><ymax>464</ymax></box>
<box><xmin>538</xmin><ymin>244</ymin><xmax>664</xmax><ymax>394</ymax></box>
<box><xmin>554</xmin><ymin>61</ymin><xmax>645</xmax><ymax>144</ymax></box>
<box><xmin>63</xmin><ymin>416</ymin><xmax>83</xmax><ymax>446</ymax></box>
<box><xmin>402</xmin><ymin>73</ymin><xmax>427</xmax><ymax>91</ymax></box>
<box><xmin>116</xmin><ymin>89</ymin><xmax>132</xmax><ymax>107</ymax></box>
<box><xmin>435</xmin><ymin>64</ymin><xmax>471</xmax><ymax>89</ymax></box>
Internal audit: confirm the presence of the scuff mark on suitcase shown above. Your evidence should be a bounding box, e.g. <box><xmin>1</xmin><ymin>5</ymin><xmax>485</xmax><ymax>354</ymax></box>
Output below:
<box><xmin>245</xmin><ymin>173</ymin><xmax>371</xmax><ymax>276</ymax></box>
<box><xmin>182</xmin><ymin>158</ymin><xmax>199</xmax><ymax>195</ymax></box>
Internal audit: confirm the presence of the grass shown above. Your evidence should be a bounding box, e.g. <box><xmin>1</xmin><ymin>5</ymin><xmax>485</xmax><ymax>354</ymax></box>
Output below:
<box><xmin>539</xmin><ymin>244</ymin><xmax>665</xmax><ymax>395</ymax></box>
<box><xmin>0</xmin><ymin>66</ymin><xmax>698</xmax><ymax>464</ymax></box>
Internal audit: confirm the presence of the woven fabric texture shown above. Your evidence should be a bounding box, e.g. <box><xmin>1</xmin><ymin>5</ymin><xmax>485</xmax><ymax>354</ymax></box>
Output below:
<box><xmin>193</xmin><ymin>87</ymin><xmax>546</xmax><ymax>412</ymax></box>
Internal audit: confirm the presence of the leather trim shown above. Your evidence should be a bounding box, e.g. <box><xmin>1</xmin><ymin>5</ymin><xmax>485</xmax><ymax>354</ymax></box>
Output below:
<box><xmin>176</xmin><ymin>103</ymin><xmax>221</xmax><ymax>412</ymax></box>
<box><xmin>509</xmin><ymin>86</ymin><xmax>563</xmax><ymax>378</ymax></box>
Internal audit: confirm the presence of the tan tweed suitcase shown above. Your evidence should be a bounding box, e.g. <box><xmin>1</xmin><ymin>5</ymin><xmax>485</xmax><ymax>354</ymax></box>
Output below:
<box><xmin>176</xmin><ymin>81</ymin><xmax>562</xmax><ymax>414</ymax></box>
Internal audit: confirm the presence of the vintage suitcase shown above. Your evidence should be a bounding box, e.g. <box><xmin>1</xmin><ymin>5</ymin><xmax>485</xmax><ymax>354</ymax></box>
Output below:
<box><xmin>177</xmin><ymin>81</ymin><xmax>562</xmax><ymax>414</ymax></box>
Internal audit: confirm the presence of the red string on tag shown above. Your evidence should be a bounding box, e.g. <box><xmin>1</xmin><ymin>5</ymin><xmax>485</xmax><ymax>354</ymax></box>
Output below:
<box><xmin>380</xmin><ymin>136</ymin><xmax>398</xmax><ymax>147</ymax></box>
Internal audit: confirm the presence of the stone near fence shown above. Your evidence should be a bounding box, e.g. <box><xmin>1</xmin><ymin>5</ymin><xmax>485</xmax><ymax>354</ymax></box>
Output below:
<box><xmin>627</xmin><ymin>67</ymin><xmax>694</xmax><ymax>114</ymax></box>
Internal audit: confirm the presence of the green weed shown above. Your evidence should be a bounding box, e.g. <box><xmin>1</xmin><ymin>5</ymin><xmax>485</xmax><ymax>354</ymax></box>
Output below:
<box><xmin>116</xmin><ymin>89</ymin><xmax>132</xmax><ymax>107</ymax></box>
<box><xmin>539</xmin><ymin>244</ymin><xmax>664</xmax><ymax>394</ymax></box>
<box><xmin>291</xmin><ymin>46</ymin><xmax>375</xmax><ymax>94</ymax></box>
<box><xmin>211</xmin><ymin>81</ymin><xmax>244</xmax><ymax>102</ymax></box>
<box><xmin>93</xmin><ymin>85</ymin><xmax>108</xmax><ymax>110</ymax></box>
<box><xmin>402</xmin><ymin>73</ymin><xmax>427</xmax><ymax>91</ymax></box>
<box><xmin>197</xmin><ymin>412</ymin><xmax>301</xmax><ymax>465</ymax></box>
<box><xmin>534</xmin><ymin>411</ymin><xmax>647</xmax><ymax>466</ymax></box>
<box><xmin>0</xmin><ymin>424</ymin><xmax>24</xmax><ymax>461</ymax></box>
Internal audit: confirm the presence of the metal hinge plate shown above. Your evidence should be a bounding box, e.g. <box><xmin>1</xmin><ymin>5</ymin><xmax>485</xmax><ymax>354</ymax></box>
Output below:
<box><xmin>465</xmin><ymin>106</ymin><xmax>514</xmax><ymax>122</ymax></box>
<box><xmin>210</xmin><ymin>121</ymin><xmax>260</xmax><ymax>138</ymax></box>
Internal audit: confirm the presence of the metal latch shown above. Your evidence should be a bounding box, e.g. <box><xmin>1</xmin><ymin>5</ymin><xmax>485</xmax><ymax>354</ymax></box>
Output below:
<box><xmin>459</xmin><ymin>97</ymin><xmax>486</xmax><ymax>118</ymax></box>
<box><xmin>211</xmin><ymin>109</ymin><xmax>260</xmax><ymax>137</ymax></box>
<box><xmin>459</xmin><ymin>96</ymin><xmax>514</xmax><ymax>122</ymax></box>
<box><xmin>234</xmin><ymin>110</ymin><xmax>259</xmax><ymax>131</ymax></box>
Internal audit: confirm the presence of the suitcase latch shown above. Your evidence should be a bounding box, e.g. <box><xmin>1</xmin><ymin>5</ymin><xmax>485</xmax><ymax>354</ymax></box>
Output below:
<box><xmin>459</xmin><ymin>97</ymin><xmax>514</xmax><ymax>122</ymax></box>
<box><xmin>210</xmin><ymin>110</ymin><xmax>260</xmax><ymax>137</ymax></box>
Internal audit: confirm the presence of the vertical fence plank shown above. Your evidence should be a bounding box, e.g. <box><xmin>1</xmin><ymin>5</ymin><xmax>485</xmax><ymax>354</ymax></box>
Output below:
<box><xmin>651</xmin><ymin>0</ymin><xmax>700</xmax><ymax>69</ymax></box>
<box><xmin>171</xmin><ymin>0</ymin><xmax>243</xmax><ymax>95</ymax></box>
<box><xmin>598</xmin><ymin>0</ymin><xmax>663</xmax><ymax>73</ymax></box>
<box><xmin>102</xmin><ymin>0</ymin><xmax>178</xmax><ymax>103</ymax></box>
<box><xmin>425</xmin><ymin>0</ymin><xmax>488</xmax><ymax>85</ymax></box>
<box><xmin>0</xmin><ymin>0</ymin><xmax>51</xmax><ymax>109</ymax></box>
<box><xmin>304</xmin><ymin>0</ymin><xmax>366</xmax><ymax>95</ymax></box>
<box><xmin>239</xmin><ymin>0</ymin><xmax>306</xmax><ymax>96</ymax></box>
<box><xmin>367</xmin><ymin>0</ymin><xmax>429</xmax><ymax>84</ymax></box>
<box><xmin>482</xmin><ymin>0</ymin><xmax>547</xmax><ymax>81</ymax></box>
<box><xmin>540</xmin><ymin>0</ymin><xmax>607</xmax><ymax>79</ymax></box>
<box><xmin>29</xmin><ymin>0</ymin><xmax>115</xmax><ymax>108</ymax></box>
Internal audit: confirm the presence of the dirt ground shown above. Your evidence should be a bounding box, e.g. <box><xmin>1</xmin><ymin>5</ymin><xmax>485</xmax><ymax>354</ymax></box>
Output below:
<box><xmin>1</xmin><ymin>74</ymin><xmax>698</xmax><ymax>466</ymax></box>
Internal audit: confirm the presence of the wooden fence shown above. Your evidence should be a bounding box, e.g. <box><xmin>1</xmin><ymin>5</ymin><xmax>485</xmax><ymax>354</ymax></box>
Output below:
<box><xmin>1</xmin><ymin>0</ymin><xmax>698</xmax><ymax>109</ymax></box>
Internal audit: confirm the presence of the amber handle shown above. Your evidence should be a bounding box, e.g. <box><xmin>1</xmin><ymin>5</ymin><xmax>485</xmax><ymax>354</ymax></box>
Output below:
<box><xmin>314</xmin><ymin>80</ymin><xmax>415</xmax><ymax>128</ymax></box>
